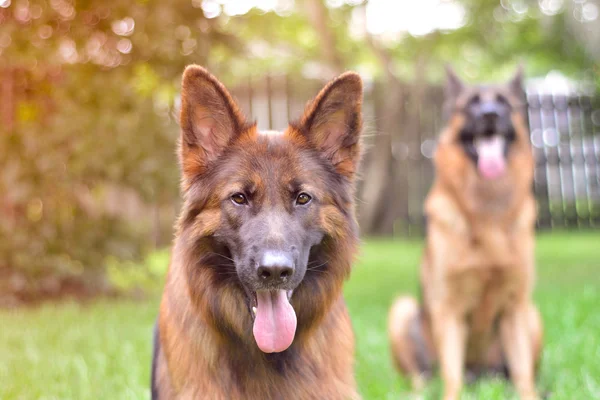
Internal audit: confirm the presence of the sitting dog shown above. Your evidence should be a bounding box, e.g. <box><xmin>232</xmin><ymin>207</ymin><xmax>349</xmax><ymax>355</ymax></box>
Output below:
<box><xmin>388</xmin><ymin>66</ymin><xmax>543</xmax><ymax>400</ymax></box>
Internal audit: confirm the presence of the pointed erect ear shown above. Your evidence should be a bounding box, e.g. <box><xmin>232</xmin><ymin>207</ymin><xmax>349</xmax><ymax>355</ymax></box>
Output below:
<box><xmin>297</xmin><ymin>72</ymin><xmax>363</xmax><ymax>178</ymax></box>
<box><xmin>444</xmin><ymin>64</ymin><xmax>464</xmax><ymax>101</ymax></box>
<box><xmin>179</xmin><ymin>65</ymin><xmax>247</xmax><ymax>176</ymax></box>
<box><xmin>508</xmin><ymin>63</ymin><xmax>525</xmax><ymax>97</ymax></box>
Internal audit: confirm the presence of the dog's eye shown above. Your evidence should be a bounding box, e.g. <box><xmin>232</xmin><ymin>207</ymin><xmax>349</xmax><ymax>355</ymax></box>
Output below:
<box><xmin>231</xmin><ymin>193</ymin><xmax>248</xmax><ymax>205</ymax></box>
<box><xmin>468</xmin><ymin>94</ymin><xmax>481</xmax><ymax>105</ymax></box>
<box><xmin>496</xmin><ymin>94</ymin><xmax>508</xmax><ymax>104</ymax></box>
<box><xmin>295</xmin><ymin>193</ymin><xmax>312</xmax><ymax>206</ymax></box>
<box><xmin>459</xmin><ymin>130</ymin><xmax>474</xmax><ymax>143</ymax></box>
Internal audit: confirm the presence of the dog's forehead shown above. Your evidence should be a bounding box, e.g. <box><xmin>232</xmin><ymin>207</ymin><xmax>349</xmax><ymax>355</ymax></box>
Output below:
<box><xmin>479</xmin><ymin>89</ymin><xmax>498</xmax><ymax>102</ymax></box>
<box><xmin>467</xmin><ymin>85</ymin><xmax>504</xmax><ymax>98</ymax></box>
<box><xmin>227</xmin><ymin>131</ymin><xmax>322</xmax><ymax>183</ymax></box>
<box><xmin>219</xmin><ymin>141</ymin><xmax>327</xmax><ymax>201</ymax></box>
<box><xmin>258</xmin><ymin>130</ymin><xmax>284</xmax><ymax>137</ymax></box>
<box><xmin>456</xmin><ymin>84</ymin><xmax>516</xmax><ymax>108</ymax></box>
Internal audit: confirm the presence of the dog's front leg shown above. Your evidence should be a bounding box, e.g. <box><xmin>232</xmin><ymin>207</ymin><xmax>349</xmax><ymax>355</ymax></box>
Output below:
<box><xmin>500</xmin><ymin>302</ymin><xmax>538</xmax><ymax>400</ymax></box>
<box><xmin>431</xmin><ymin>307</ymin><xmax>466</xmax><ymax>400</ymax></box>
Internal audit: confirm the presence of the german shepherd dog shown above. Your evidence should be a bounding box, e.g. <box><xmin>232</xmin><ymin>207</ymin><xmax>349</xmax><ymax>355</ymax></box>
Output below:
<box><xmin>151</xmin><ymin>66</ymin><xmax>363</xmax><ymax>399</ymax></box>
<box><xmin>388</xmin><ymin>67</ymin><xmax>543</xmax><ymax>400</ymax></box>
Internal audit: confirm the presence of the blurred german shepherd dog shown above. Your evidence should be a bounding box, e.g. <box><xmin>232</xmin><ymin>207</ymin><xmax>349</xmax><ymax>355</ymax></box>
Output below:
<box><xmin>151</xmin><ymin>66</ymin><xmax>363</xmax><ymax>399</ymax></box>
<box><xmin>388</xmin><ymin>67</ymin><xmax>543</xmax><ymax>400</ymax></box>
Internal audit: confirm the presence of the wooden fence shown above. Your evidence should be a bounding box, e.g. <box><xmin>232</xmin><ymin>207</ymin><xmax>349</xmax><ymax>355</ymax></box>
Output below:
<box><xmin>229</xmin><ymin>75</ymin><xmax>600</xmax><ymax>236</ymax></box>
<box><xmin>3</xmin><ymin>69</ymin><xmax>598</xmax><ymax>237</ymax></box>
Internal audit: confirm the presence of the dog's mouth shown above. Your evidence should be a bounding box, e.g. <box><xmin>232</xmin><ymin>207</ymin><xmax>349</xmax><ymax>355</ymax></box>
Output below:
<box><xmin>248</xmin><ymin>289</ymin><xmax>297</xmax><ymax>353</ymax></box>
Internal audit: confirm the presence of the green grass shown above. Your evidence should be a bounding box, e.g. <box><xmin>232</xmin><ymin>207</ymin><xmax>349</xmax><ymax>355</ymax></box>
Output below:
<box><xmin>349</xmin><ymin>232</ymin><xmax>600</xmax><ymax>399</ymax></box>
<box><xmin>1</xmin><ymin>232</ymin><xmax>599</xmax><ymax>399</ymax></box>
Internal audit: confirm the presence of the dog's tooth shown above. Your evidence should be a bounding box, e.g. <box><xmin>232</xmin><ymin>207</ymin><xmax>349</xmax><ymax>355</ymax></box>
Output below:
<box><xmin>252</xmin><ymin>307</ymin><xmax>257</xmax><ymax>314</ymax></box>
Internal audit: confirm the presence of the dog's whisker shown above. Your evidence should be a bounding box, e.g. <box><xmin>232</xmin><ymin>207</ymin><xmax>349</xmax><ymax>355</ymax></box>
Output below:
<box><xmin>307</xmin><ymin>261</ymin><xmax>329</xmax><ymax>270</ymax></box>
<box><xmin>307</xmin><ymin>268</ymin><xmax>329</xmax><ymax>275</ymax></box>
<box><xmin>308</xmin><ymin>257</ymin><xmax>330</xmax><ymax>268</ymax></box>
<box><xmin>216</xmin><ymin>271</ymin><xmax>238</xmax><ymax>276</ymax></box>
<box><xmin>307</xmin><ymin>258</ymin><xmax>330</xmax><ymax>266</ymax></box>
<box><xmin>206</xmin><ymin>252</ymin><xmax>236</xmax><ymax>263</ymax></box>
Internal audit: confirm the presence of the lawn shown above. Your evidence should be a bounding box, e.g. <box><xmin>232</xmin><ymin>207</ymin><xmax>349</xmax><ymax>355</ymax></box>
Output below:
<box><xmin>1</xmin><ymin>232</ymin><xmax>599</xmax><ymax>399</ymax></box>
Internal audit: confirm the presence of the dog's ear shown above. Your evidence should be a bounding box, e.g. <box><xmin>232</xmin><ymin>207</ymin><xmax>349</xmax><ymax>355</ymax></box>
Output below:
<box><xmin>508</xmin><ymin>64</ymin><xmax>525</xmax><ymax>97</ymax></box>
<box><xmin>179</xmin><ymin>65</ymin><xmax>247</xmax><ymax>177</ymax></box>
<box><xmin>297</xmin><ymin>72</ymin><xmax>363</xmax><ymax>178</ymax></box>
<box><xmin>444</xmin><ymin>65</ymin><xmax>464</xmax><ymax>101</ymax></box>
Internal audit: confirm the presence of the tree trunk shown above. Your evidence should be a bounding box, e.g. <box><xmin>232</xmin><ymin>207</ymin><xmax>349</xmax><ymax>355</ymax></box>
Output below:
<box><xmin>303</xmin><ymin>0</ymin><xmax>345</xmax><ymax>75</ymax></box>
<box><xmin>358</xmin><ymin>23</ymin><xmax>404</xmax><ymax>235</ymax></box>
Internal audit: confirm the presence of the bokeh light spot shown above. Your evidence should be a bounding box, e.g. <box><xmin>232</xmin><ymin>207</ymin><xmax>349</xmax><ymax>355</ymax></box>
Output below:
<box><xmin>117</xmin><ymin>38</ymin><xmax>132</xmax><ymax>54</ymax></box>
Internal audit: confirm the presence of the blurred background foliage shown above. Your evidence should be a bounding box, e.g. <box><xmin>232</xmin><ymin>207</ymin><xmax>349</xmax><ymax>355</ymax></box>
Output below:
<box><xmin>0</xmin><ymin>0</ymin><xmax>598</xmax><ymax>304</ymax></box>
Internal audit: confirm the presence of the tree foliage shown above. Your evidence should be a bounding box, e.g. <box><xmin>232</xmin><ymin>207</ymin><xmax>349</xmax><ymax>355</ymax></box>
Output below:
<box><xmin>0</xmin><ymin>0</ymin><xmax>238</xmax><ymax>301</ymax></box>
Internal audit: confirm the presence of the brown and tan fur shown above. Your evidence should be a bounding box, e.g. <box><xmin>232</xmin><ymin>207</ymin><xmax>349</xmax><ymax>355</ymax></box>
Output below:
<box><xmin>152</xmin><ymin>66</ymin><xmax>364</xmax><ymax>399</ymax></box>
<box><xmin>388</xmin><ymin>67</ymin><xmax>543</xmax><ymax>400</ymax></box>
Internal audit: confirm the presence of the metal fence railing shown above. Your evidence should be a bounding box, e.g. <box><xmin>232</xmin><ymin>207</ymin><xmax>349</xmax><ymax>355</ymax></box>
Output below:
<box><xmin>528</xmin><ymin>92</ymin><xmax>600</xmax><ymax>229</ymax></box>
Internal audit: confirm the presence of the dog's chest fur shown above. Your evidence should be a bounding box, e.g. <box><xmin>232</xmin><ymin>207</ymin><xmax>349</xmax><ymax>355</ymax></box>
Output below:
<box><xmin>423</xmin><ymin>171</ymin><xmax>536</xmax><ymax>362</ymax></box>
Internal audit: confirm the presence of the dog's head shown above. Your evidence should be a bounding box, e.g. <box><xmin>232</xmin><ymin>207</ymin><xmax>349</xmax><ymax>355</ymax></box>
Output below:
<box><xmin>442</xmin><ymin>65</ymin><xmax>527</xmax><ymax>180</ymax></box>
<box><xmin>177</xmin><ymin>66</ymin><xmax>362</xmax><ymax>353</ymax></box>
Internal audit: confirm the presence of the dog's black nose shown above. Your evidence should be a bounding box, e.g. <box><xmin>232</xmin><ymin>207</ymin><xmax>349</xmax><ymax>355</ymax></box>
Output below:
<box><xmin>257</xmin><ymin>265</ymin><xmax>294</xmax><ymax>282</ymax></box>
<box><xmin>257</xmin><ymin>251</ymin><xmax>294</xmax><ymax>284</ymax></box>
<box><xmin>483</xmin><ymin>110</ymin><xmax>498</xmax><ymax>121</ymax></box>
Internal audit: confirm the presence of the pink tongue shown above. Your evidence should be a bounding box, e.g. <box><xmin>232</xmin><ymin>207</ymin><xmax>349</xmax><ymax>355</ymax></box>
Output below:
<box><xmin>253</xmin><ymin>290</ymin><xmax>297</xmax><ymax>353</ymax></box>
<box><xmin>476</xmin><ymin>136</ymin><xmax>506</xmax><ymax>180</ymax></box>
